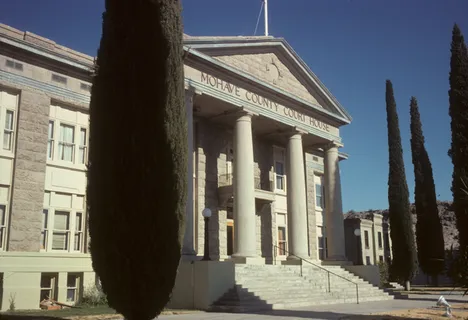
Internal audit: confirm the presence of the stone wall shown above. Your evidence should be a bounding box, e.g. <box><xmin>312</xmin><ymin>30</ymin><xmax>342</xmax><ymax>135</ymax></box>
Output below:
<box><xmin>253</xmin><ymin>138</ymin><xmax>274</xmax><ymax>192</ymax></box>
<box><xmin>8</xmin><ymin>90</ymin><xmax>50</xmax><ymax>252</ymax></box>
<box><xmin>214</xmin><ymin>52</ymin><xmax>321</xmax><ymax>108</ymax></box>
<box><xmin>305</xmin><ymin>153</ymin><xmax>319</xmax><ymax>260</ymax></box>
<box><xmin>195</xmin><ymin>119</ymin><xmax>231</xmax><ymax>259</ymax></box>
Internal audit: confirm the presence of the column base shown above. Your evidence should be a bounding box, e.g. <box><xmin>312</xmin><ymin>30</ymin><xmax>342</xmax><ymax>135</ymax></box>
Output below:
<box><xmin>230</xmin><ymin>256</ymin><xmax>265</xmax><ymax>265</ymax></box>
<box><xmin>322</xmin><ymin>256</ymin><xmax>352</xmax><ymax>266</ymax></box>
<box><xmin>180</xmin><ymin>253</ymin><xmax>197</xmax><ymax>262</ymax></box>
<box><xmin>281</xmin><ymin>259</ymin><xmax>301</xmax><ymax>266</ymax></box>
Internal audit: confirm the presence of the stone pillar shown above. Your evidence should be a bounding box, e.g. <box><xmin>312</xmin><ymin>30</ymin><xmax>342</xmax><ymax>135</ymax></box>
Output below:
<box><xmin>286</xmin><ymin>130</ymin><xmax>309</xmax><ymax>260</ymax></box>
<box><xmin>182</xmin><ymin>89</ymin><xmax>198</xmax><ymax>258</ymax></box>
<box><xmin>324</xmin><ymin>142</ymin><xmax>346</xmax><ymax>261</ymax></box>
<box><xmin>232</xmin><ymin>111</ymin><xmax>259</xmax><ymax>262</ymax></box>
<box><xmin>9</xmin><ymin>90</ymin><xmax>50</xmax><ymax>252</ymax></box>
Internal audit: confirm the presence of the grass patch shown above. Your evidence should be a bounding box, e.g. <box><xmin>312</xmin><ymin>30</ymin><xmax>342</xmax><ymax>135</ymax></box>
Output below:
<box><xmin>0</xmin><ymin>305</ymin><xmax>199</xmax><ymax>319</ymax></box>
<box><xmin>0</xmin><ymin>305</ymin><xmax>116</xmax><ymax>319</ymax></box>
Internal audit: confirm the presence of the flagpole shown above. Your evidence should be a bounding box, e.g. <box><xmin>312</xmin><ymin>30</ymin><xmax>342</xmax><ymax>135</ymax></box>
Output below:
<box><xmin>264</xmin><ymin>0</ymin><xmax>269</xmax><ymax>36</ymax></box>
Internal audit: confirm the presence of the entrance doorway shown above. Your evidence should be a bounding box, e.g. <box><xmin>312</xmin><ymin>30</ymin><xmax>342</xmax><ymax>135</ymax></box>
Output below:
<box><xmin>227</xmin><ymin>220</ymin><xmax>234</xmax><ymax>256</ymax></box>
<box><xmin>227</xmin><ymin>205</ymin><xmax>234</xmax><ymax>256</ymax></box>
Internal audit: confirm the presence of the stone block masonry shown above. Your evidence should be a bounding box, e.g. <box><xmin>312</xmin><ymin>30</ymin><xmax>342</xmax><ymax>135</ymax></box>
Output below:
<box><xmin>8</xmin><ymin>90</ymin><xmax>50</xmax><ymax>252</ymax></box>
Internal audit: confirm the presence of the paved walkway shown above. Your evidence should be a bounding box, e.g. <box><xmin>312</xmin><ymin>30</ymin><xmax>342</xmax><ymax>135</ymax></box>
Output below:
<box><xmin>158</xmin><ymin>294</ymin><xmax>466</xmax><ymax>320</ymax></box>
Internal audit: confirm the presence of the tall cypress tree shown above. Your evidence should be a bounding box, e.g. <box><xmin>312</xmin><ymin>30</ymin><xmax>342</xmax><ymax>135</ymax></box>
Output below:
<box><xmin>87</xmin><ymin>1</ymin><xmax>187</xmax><ymax>319</ymax></box>
<box><xmin>409</xmin><ymin>97</ymin><xmax>445</xmax><ymax>284</ymax></box>
<box><xmin>385</xmin><ymin>80</ymin><xmax>418</xmax><ymax>290</ymax></box>
<box><xmin>448</xmin><ymin>24</ymin><xmax>468</xmax><ymax>254</ymax></box>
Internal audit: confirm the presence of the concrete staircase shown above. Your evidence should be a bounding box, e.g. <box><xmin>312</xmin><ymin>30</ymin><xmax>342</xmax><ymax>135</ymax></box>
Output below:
<box><xmin>210</xmin><ymin>264</ymin><xmax>393</xmax><ymax>312</ymax></box>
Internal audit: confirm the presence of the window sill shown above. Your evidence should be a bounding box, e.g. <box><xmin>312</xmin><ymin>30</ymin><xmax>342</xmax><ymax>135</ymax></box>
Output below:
<box><xmin>46</xmin><ymin>160</ymin><xmax>87</xmax><ymax>172</ymax></box>
<box><xmin>0</xmin><ymin>151</ymin><xmax>15</xmax><ymax>159</ymax></box>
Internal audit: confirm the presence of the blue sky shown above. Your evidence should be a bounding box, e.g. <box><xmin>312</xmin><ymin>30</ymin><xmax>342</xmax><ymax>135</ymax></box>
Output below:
<box><xmin>1</xmin><ymin>0</ymin><xmax>467</xmax><ymax>212</ymax></box>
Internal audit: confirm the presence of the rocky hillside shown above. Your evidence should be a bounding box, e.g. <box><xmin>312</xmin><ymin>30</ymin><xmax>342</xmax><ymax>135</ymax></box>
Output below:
<box><xmin>346</xmin><ymin>201</ymin><xmax>458</xmax><ymax>251</ymax></box>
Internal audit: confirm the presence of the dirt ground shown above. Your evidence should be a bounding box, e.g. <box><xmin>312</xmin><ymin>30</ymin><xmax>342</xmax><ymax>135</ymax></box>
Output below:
<box><xmin>344</xmin><ymin>303</ymin><xmax>468</xmax><ymax>319</ymax></box>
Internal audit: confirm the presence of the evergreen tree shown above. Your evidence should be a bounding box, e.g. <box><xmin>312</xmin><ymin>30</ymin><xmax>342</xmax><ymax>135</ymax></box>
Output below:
<box><xmin>409</xmin><ymin>97</ymin><xmax>445</xmax><ymax>284</ymax></box>
<box><xmin>87</xmin><ymin>1</ymin><xmax>187</xmax><ymax>319</ymax></box>
<box><xmin>385</xmin><ymin>80</ymin><xmax>418</xmax><ymax>290</ymax></box>
<box><xmin>448</xmin><ymin>24</ymin><xmax>468</xmax><ymax>254</ymax></box>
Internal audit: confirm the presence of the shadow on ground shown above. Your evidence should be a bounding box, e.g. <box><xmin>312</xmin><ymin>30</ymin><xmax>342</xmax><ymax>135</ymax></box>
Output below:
<box><xmin>247</xmin><ymin>309</ymin><xmax>428</xmax><ymax>319</ymax></box>
<box><xmin>0</xmin><ymin>316</ymin><xmax>65</xmax><ymax>320</ymax></box>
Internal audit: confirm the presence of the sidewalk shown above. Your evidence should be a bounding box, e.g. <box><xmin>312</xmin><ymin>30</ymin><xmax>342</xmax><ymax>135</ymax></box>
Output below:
<box><xmin>157</xmin><ymin>294</ymin><xmax>466</xmax><ymax>320</ymax></box>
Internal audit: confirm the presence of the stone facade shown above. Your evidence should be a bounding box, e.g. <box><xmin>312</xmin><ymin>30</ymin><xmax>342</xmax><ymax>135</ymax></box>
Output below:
<box><xmin>8</xmin><ymin>90</ymin><xmax>50</xmax><ymax>252</ymax></box>
<box><xmin>214</xmin><ymin>52</ymin><xmax>322</xmax><ymax>108</ymax></box>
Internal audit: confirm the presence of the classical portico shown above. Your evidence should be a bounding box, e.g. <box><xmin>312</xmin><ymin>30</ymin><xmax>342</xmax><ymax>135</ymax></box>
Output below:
<box><xmin>180</xmin><ymin>34</ymin><xmax>352</xmax><ymax>265</ymax></box>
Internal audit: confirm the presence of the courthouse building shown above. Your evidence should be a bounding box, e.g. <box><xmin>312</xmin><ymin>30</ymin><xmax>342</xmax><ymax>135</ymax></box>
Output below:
<box><xmin>0</xmin><ymin>22</ymin><xmax>355</xmax><ymax>311</ymax></box>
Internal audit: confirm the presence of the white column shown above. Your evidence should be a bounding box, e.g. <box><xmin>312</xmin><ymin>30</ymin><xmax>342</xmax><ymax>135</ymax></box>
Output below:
<box><xmin>232</xmin><ymin>111</ymin><xmax>258</xmax><ymax>259</ymax></box>
<box><xmin>286</xmin><ymin>131</ymin><xmax>309</xmax><ymax>259</ymax></box>
<box><xmin>324</xmin><ymin>142</ymin><xmax>346</xmax><ymax>260</ymax></box>
<box><xmin>182</xmin><ymin>89</ymin><xmax>196</xmax><ymax>257</ymax></box>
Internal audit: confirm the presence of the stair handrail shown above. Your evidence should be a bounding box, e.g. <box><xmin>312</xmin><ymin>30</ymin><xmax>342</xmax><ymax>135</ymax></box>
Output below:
<box><xmin>273</xmin><ymin>244</ymin><xmax>359</xmax><ymax>304</ymax></box>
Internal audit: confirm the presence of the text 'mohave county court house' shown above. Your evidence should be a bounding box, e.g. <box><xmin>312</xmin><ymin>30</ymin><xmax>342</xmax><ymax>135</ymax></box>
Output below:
<box><xmin>0</xmin><ymin>22</ymin><xmax>388</xmax><ymax>311</ymax></box>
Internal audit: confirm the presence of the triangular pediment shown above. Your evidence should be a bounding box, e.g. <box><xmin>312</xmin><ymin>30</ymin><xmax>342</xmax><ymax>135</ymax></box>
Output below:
<box><xmin>184</xmin><ymin>36</ymin><xmax>352</xmax><ymax>123</ymax></box>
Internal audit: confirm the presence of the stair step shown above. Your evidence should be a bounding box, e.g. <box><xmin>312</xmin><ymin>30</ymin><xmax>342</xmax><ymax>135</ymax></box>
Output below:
<box><xmin>212</xmin><ymin>264</ymin><xmax>393</xmax><ymax>312</ymax></box>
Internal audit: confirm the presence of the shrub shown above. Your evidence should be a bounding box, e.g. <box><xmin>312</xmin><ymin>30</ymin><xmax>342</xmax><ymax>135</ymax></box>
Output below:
<box><xmin>79</xmin><ymin>286</ymin><xmax>108</xmax><ymax>307</ymax></box>
<box><xmin>378</xmin><ymin>261</ymin><xmax>391</xmax><ymax>288</ymax></box>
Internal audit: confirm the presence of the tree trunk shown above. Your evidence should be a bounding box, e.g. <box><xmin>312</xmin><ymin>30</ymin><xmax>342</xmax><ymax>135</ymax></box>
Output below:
<box><xmin>405</xmin><ymin>280</ymin><xmax>411</xmax><ymax>291</ymax></box>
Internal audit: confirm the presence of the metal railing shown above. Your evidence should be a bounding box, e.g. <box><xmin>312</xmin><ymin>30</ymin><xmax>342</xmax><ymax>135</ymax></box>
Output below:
<box><xmin>273</xmin><ymin>244</ymin><xmax>359</xmax><ymax>304</ymax></box>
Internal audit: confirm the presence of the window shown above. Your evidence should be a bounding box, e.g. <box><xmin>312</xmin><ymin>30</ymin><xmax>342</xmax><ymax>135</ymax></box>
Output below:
<box><xmin>3</xmin><ymin>110</ymin><xmax>14</xmax><ymax>151</ymax></box>
<box><xmin>378</xmin><ymin>231</ymin><xmax>383</xmax><ymax>249</ymax></box>
<box><xmin>317</xmin><ymin>226</ymin><xmax>327</xmax><ymax>260</ymax></box>
<box><xmin>80</xmin><ymin>83</ymin><xmax>91</xmax><ymax>92</ymax></box>
<box><xmin>0</xmin><ymin>204</ymin><xmax>6</xmax><ymax>249</ymax></box>
<box><xmin>5</xmin><ymin>59</ymin><xmax>23</xmax><ymax>71</ymax></box>
<box><xmin>315</xmin><ymin>183</ymin><xmax>323</xmax><ymax>208</ymax></box>
<box><xmin>275</xmin><ymin>161</ymin><xmax>285</xmax><ymax>190</ymax></box>
<box><xmin>47</xmin><ymin>121</ymin><xmax>54</xmax><ymax>159</ymax></box>
<box><xmin>366</xmin><ymin>256</ymin><xmax>371</xmax><ymax>265</ymax></box>
<box><xmin>74</xmin><ymin>212</ymin><xmax>84</xmax><ymax>251</ymax></box>
<box><xmin>274</xmin><ymin>148</ymin><xmax>285</xmax><ymax>192</ymax></box>
<box><xmin>379</xmin><ymin>255</ymin><xmax>384</xmax><ymax>263</ymax></box>
<box><xmin>67</xmin><ymin>273</ymin><xmax>81</xmax><ymax>303</ymax></box>
<box><xmin>78</xmin><ymin>128</ymin><xmax>87</xmax><ymax>164</ymax></box>
<box><xmin>52</xmin><ymin>211</ymin><xmax>70</xmax><ymax>251</ymax></box>
<box><xmin>43</xmin><ymin>193</ymin><xmax>86</xmax><ymax>253</ymax></box>
<box><xmin>40</xmin><ymin>273</ymin><xmax>58</xmax><ymax>301</ymax></box>
<box><xmin>364</xmin><ymin>230</ymin><xmax>369</xmax><ymax>249</ymax></box>
<box><xmin>41</xmin><ymin>209</ymin><xmax>49</xmax><ymax>250</ymax></box>
<box><xmin>51</xmin><ymin>74</ymin><xmax>67</xmax><ymax>84</ymax></box>
<box><xmin>277</xmin><ymin>226</ymin><xmax>287</xmax><ymax>255</ymax></box>
<box><xmin>58</xmin><ymin>124</ymin><xmax>75</xmax><ymax>162</ymax></box>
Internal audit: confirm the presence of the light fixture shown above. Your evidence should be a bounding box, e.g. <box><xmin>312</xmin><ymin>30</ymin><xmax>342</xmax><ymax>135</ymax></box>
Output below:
<box><xmin>436</xmin><ymin>295</ymin><xmax>452</xmax><ymax>318</ymax></box>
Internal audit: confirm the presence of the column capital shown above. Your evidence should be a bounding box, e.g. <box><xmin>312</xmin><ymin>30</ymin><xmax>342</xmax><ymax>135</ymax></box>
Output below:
<box><xmin>238</xmin><ymin>107</ymin><xmax>259</xmax><ymax>118</ymax></box>
<box><xmin>323</xmin><ymin>140</ymin><xmax>344</xmax><ymax>151</ymax></box>
<box><xmin>185</xmin><ymin>86</ymin><xmax>203</xmax><ymax>104</ymax></box>
<box><xmin>289</xmin><ymin>126</ymin><xmax>308</xmax><ymax>136</ymax></box>
<box><xmin>184</xmin><ymin>84</ymin><xmax>203</xmax><ymax>96</ymax></box>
